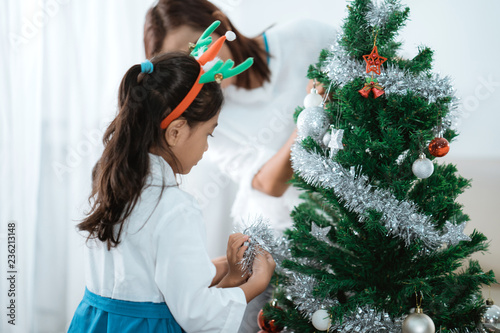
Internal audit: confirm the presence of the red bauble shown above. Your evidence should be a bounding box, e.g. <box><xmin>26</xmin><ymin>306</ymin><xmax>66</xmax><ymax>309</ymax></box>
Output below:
<box><xmin>257</xmin><ymin>309</ymin><xmax>283</xmax><ymax>333</ymax></box>
<box><xmin>428</xmin><ymin>137</ymin><xmax>450</xmax><ymax>157</ymax></box>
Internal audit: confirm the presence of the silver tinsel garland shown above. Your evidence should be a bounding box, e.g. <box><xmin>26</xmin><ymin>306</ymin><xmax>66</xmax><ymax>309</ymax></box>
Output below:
<box><xmin>323</xmin><ymin>37</ymin><xmax>457</xmax><ymax>104</ymax></box>
<box><xmin>285</xmin><ymin>272</ymin><xmax>339</xmax><ymax>320</ymax></box>
<box><xmin>322</xmin><ymin>36</ymin><xmax>461</xmax><ymax>130</ymax></box>
<box><xmin>323</xmin><ymin>37</ymin><xmax>365</xmax><ymax>88</ymax></box>
<box><xmin>290</xmin><ymin>143</ymin><xmax>470</xmax><ymax>250</ymax></box>
<box><xmin>235</xmin><ymin>216</ymin><xmax>278</xmax><ymax>275</ymax></box>
<box><xmin>330</xmin><ymin>306</ymin><xmax>404</xmax><ymax>332</ymax></box>
<box><xmin>447</xmin><ymin>329</ymin><xmax>485</xmax><ymax>333</ymax></box>
<box><xmin>272</xmin><ymin>236</ymin><xmax>291</xmax><ymax>266</ymax></box>
<box><xmin>366</xmin><ymin>0</ymin><xmax>404</xmax><ymax>28</ymax></box>
<box><xmin>378</xmin><ymin>64</ymin><xmax>455</xmax><ymax>104</ymax></box>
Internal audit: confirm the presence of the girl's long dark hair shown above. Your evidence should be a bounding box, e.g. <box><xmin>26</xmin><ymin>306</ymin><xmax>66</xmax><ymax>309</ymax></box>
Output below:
<box><xmin>78</xmin><ymin>52</ymin><xmax>223</xmax><ymax>249</ymax></box>
<box><xmin>144</xmin><ymin>0</ymin><xmax>270</xmax><ymax>89</ymax></box>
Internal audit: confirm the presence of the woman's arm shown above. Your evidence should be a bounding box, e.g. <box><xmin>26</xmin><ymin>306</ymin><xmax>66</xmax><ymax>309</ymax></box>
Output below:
<box><xmin>251</xmin><ymin>129</ymin><xmax>297</xmax><ymax>197</ymax></box>
<box><xmin>251</xmin><ymin>80</ymin><xmax>329</xmax><ymax>197</ymax></box>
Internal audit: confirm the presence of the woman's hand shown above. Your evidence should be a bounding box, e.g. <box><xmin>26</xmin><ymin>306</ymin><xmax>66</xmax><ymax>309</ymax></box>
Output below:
<box><xmin>217</xmin><ymin>233</ymin><xmax>249</xmax><ymax>288</ymax></box>
<box><xmin>306</xmin><ymin>79</ymin><xmax>326</xmax><ymax>96</ymax></box>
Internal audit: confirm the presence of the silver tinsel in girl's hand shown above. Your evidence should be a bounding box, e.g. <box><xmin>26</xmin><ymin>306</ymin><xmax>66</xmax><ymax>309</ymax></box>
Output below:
<box><xmin>234</xmin><ymin>216</ymin><xmax>278</xmax><ymax>276</ymax></box>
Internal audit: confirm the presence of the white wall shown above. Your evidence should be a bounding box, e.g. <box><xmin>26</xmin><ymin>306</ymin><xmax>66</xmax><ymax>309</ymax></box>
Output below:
<box><xmin>449</xmin><ymin>159</ymin><xmax>500</xmax><ymax>302</ymax></box>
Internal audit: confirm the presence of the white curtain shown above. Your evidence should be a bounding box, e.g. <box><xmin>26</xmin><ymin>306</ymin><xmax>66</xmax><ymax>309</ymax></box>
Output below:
<box><xmin>1</xmin><ymin>1</ymin><xmax>152</xmax><ymax>331</ymax></box>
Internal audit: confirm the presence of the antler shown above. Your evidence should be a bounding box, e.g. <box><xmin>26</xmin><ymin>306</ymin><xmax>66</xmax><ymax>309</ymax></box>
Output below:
<box><xmin>189</xmin><ymin>19</ymin><xmax>254</xmax><ymax>84</ymax></box>
<box><xmin>200</xmin><ymin>58</ymin><xmax>254</xmax><ymax>84</ymax></box>
<box><xmin>190</xmin><ymin>21</ymin><xmax>220</xmax><ymax>57</ymax></box>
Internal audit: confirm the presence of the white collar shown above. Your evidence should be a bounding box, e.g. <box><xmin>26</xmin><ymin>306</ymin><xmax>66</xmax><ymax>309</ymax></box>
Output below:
<box><xmin>147</xmin><ymin>153</ymin><xmax>177</xmax><ymax>187</ymax></box>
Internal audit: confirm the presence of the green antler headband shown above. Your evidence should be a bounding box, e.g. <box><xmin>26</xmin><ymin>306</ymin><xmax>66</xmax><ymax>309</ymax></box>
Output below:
<box><xmin>160</xmin><ymin>21</ymin><xmax>254</xmax><ymax>129</ymax></box>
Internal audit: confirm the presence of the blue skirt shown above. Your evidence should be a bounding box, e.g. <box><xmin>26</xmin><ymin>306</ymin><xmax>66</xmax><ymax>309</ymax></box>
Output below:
<box><xmin>68</xmin><ymin>288</ymin><xmax>185</xmax><ymax>333</ymax></box>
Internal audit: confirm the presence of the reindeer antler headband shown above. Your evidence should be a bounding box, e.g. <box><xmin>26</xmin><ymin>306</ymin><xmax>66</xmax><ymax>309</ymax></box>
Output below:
<box><xmin>153</xmin><ymin>20</ymin><xmax>253</xmax><ymax>129</ymax></box>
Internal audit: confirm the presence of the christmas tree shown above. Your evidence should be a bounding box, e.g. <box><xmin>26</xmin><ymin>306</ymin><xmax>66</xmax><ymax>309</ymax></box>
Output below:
<box><xmin>262</xmin><ymin>0</ymin><xmax>497</xmax><ymax>332</ymax></box>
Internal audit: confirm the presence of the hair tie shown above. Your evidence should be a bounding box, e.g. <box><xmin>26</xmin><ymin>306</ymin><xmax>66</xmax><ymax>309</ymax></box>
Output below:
<box><xmin>141</xmin><ymin>60</ymin><xmax>154</xmax><ymax>74</ymax></box>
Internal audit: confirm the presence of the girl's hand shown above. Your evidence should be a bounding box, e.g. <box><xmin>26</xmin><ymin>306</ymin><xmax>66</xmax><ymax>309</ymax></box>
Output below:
<box><xmin>217</xmin><ymin>233</ymin><xmax>249</xmax><ymax>288</ymax></box>
<box><xmin>227</xmin><ymin>233</ymin><xmax>249</xmax><ymax>281</ymax></box>
<box><xmin>239</xmin><ymin>249</ymin><xmax>276</xmax><ymax>303</ymax></box>
<box><xmin>249</xmin><ymin>249</ymin><xmax>275</xmax><ymax>283</ymax></box>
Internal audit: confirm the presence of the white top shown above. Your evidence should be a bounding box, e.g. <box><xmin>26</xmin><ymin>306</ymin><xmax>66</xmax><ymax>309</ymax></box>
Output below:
<box><xmin>182</xmin><ymin>19</ymin><xmax>336</xmax><ymax>239</ymax></box>
<box><xmin>84</xmin><ymin>154</ymin><xmax>247</xmax><ymax>333</ymax></box>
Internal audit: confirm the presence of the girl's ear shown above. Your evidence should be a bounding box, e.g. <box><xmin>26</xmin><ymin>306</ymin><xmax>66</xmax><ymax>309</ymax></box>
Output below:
<box><xmin>164</xmin><ymin>118</ymin><xmax>188</xmax><ymax>147</ymax></box>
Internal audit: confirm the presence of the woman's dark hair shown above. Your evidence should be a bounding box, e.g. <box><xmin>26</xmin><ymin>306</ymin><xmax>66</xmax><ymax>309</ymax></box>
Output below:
<box><xmin>78</xmin><ymin>52</ymin><xmax>223</xmax><ymax>249</ymax></box>
<box><xmin>144</xmin><ymin>0</ymin><xmax>270</xmax><ymax>89</ymax></box>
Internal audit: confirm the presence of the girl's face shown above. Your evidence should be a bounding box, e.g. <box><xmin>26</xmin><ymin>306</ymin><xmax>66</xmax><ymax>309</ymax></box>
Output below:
<box><xmin>167</xmin><ymin>112</ymin><xmax>219</xmax><ymax>174</ymax></box>
<box><xmin>161</xmin><ymin>25</ymin><xmax>236</xmax><ymax>88</ymax></box>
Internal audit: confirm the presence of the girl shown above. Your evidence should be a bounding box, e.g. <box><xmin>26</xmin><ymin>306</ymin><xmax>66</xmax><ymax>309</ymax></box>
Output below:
<box><xmin>68</xmin><ymin>50</ymin><xmax>275</xmax><ymax>332</ymax></box>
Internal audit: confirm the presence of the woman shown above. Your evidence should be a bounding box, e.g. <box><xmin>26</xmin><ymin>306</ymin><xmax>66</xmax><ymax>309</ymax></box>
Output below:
<box><xmin>144</xmin><ymin>1</ymin><xmax>335</xmax><ymax>331</ymax></box>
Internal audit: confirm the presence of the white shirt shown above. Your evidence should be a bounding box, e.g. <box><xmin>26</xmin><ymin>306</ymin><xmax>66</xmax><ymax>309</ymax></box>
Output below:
<box><xmin>182</xmin><ymin>19</ymin><xmax>337</xmax><ymax>237</ymax></box>
<box><xmin>84</xmin><ymin>154</ymin><xmax>247</xmax><ymax>333</ymax></box>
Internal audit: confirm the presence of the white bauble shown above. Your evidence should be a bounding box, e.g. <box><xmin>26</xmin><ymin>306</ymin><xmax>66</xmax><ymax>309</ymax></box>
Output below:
<box><xmin>322</xmin><ymin>132</ymin><xmax>331</xmax><ymax>147</ymax></box>
<box><xmin>412</xmin><ymin>153</ymin><xmax>434</xmax><ymax>179</ymax></box>
<box><xmin>402</xmin><ymin>311</ymin><xmax>435</xmax><ymax>333</ymax></box>
<box><xmin>312</xmin><ymin>309</ymin><xmax>331</xmax><ymax>331</ymax></box>
<box><xmin>483</xmin><ymin>298</ymin><xmax>500</xmax><ymax>332</ymax></box>
<box><xmin>297</xmin><ymin>106</ymin><xmax>330</xmax><ymax>143</ymax></box>
<box><xmin>304</xmin><ymin>88</ymin><xmax>323</xmax><ymax>108</ymax></box>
